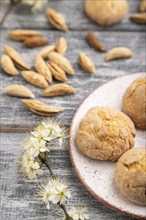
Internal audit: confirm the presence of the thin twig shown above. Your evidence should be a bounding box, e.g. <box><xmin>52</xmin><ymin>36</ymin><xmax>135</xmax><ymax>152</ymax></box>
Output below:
<box><xmin>59</xmin><ymin>204</ymin><xmax>73</xmax><ymax>220</ymax></box>
<box><xmin>0</xmin><ymin>0</ymin><xmax>15</xmax><ymax>26</ymax></box>
<box><xmin>38</xmin><ymin>153</ymin><xmax>54</xmax><ymax>177</ymax></box>
<box><xmin>38</xmin><ymin>153</ymin><xmax>72</xmax><ymax>219</ymax></box>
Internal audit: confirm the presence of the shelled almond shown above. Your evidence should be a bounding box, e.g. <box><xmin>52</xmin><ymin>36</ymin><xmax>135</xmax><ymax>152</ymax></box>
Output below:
<box><xmin>23</xmin><ymin>36</ymin><xmax>49</xmax><ymax>48</ymax></box>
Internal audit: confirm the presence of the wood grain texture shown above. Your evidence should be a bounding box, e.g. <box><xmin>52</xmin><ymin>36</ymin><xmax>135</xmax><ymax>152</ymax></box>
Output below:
<box><xmin>0</xmin><ymin>0</ymin><xmax>9</xmax><ymax>24</ymax></box>
<box><xmin>0</xmin><ymin>133</ymin><xmax>136</xmax><ymax>220</ymax></box>
<box><xmin>2</xmin><ymin>0</ymin><xmax>145</xmax><ymax>31</ymax></box>
<box><xmin>0</xmin><ymin>1</ymin><xmax>145</xmax><ymax>219</ymax></box>
<box><xmin>0</xmin><ymin>30</ymin><xmax>145</xmax><ymax>131</ymax></box>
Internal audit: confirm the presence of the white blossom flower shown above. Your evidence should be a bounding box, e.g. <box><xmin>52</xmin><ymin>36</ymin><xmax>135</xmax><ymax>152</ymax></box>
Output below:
<box><xmin>21</xmin><ymin>153</ymin><xmax>33</xmax><ymax>168</ymax></box>
<box><xmin>31</xmin><ymin>124</ymin><xmax>50</xmax><ymax>142</ymax></box>
<box><xmin>38</xmin><ymin>178</ymin><xmax>71</xmax><ymax>209</ymax></box>
<box><xmin>42</xmin><ymin>119</ymin><xmax>69</xmax><ymax>146</ymax></box>
<box><xmin>25</xmin><ymin>160</ymin><xmax>44</xmax><ymax>179</ymax></box>
<box><xmin>21</xmin><ymin>153</ymin><xmax>43</xmax><ymax>179</ymax></box>
<box><xmin>23</xmin><ymin>133</ymin><xmax>49</xmax><ymax>157</ymax></box>
<box><xmin>21</xmin><ymin>0</ymin><xmax>44</xmax><ymax>12</ymax></box>
<box><xmin>68</xmin><ymin>207</ymin><xmax>89</xmax><ymax>220</ymax></box>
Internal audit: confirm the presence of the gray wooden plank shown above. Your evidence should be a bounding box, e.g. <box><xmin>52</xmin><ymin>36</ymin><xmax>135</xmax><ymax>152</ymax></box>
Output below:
<box><xmin>0</xmin><ymin>132</ymin><xmax>136</xmax><ymax>220</ymax></box>
<box><xmin>0</xmin><ymin>0</ymin><xmax>9</xmax><ymax>24</ymax></box>
<box><xmin>0</xmin><ymin>30</ymin><xmax>145</xmax><ymax>131</ymax></box>
<box><xmin>2</xmin><ymin>0</ymin><xmax>146</xmax><ymax>31</ymax></box>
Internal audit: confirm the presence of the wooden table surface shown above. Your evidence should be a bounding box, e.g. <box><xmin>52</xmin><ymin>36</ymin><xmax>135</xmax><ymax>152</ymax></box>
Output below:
<box><xmin>0</xmin><ymin>1</ymin><xmax>145</xmax><ymax>219</ymax></box>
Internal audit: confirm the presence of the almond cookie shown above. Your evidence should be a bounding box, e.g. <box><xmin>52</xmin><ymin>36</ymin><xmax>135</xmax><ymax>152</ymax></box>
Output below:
<box><xmin>76</xmin><ymin>107</ymin><xmax>135</xmax><ymax>161</ymax></box>
<box><xmin>114</xmin><ymin>148</ymin><xmax>146</xmax><ymax>205</ymax></box>
<box><xmin>122</xmin><ymin>77</ymin><xmax>146</xmax><ymax>130</ymax></box>
<box><xmin>85</xmin><ymin>0</ymin><xmax>128</xmax><ymax>26</ymax></box>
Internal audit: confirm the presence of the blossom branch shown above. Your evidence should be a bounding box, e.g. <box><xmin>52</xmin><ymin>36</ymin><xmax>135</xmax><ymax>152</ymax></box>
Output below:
<box><xmin>20</xmin><ymin>119</ymin><xmax>89</xmax><ymax>220</ymax></box>
<box><xmin>38</xmin><ymin>152</ymin><xmax>54</xmax><ymax>177</ymax></box>
<box><xmin>0</xmin><ymin>0</ymin><xmax>15</xmax><ymax>26</ymax></box>
<box><xmin>59</xmin><ymin>204</ymin><xmax>73</xmax><ymax>220</ymax></box>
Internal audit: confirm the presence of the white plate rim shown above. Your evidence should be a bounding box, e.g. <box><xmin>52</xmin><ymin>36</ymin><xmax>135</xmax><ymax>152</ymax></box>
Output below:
<box><xmin>69</xmin><ymin>73</ymin><xmax>146</xmax><ymax>220</ymax></box>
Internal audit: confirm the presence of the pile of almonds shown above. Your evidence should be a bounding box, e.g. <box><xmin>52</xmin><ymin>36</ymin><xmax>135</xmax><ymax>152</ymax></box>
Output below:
<box><xmin>1</xmin><ymin>30</ymin><xmax>76</xmax><ymax>116</ymax></box>
<box><xmin>1</xmin><ymin>1</ymin><xmax>145</xmax><ymax>116</ymax></box>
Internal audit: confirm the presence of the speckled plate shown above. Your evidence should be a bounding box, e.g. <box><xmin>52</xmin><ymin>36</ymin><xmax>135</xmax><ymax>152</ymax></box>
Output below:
<box><xmin>69</xmin><ymin>73</ymin><xmax>146</xmax><ymax>219</ymax></box>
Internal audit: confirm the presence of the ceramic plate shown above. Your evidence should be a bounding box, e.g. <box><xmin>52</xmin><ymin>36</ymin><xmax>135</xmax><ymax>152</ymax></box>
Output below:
<box><xmin>69</xmin><ymin>73</ymin><xmax>146</xmax><ymax>219</ymax></box>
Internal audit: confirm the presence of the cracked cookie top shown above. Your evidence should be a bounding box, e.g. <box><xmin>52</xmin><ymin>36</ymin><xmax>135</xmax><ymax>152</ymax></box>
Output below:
<box><xmin>122</xmin><ymin>77</ymin><xmax>146</xmax><ymax>130</ymax></box>
<box><xmin>76</xmin><ymin>106</ymin><xmax>135</xmax><ymax>161</ymax></box>
<box><xmin>114</xmin><ymin>148</ymin><xmax>146</xmax><ymax>205</ymax></box>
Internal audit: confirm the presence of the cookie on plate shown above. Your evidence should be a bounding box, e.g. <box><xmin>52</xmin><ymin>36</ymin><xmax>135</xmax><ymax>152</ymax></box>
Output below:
<box><xmin>76</xmin><ymin>106</ymin><xmax>135</xmax><ymax>161</ymax></box>
<box><xmin>122</xmin><ymin>77</ymin><xmax>146</xmax><ymax>130</ymax></box>
<box><xmin>114</xmin><ymin>148</ymin><xmax>146</xmax><ymax>205</ymax></box>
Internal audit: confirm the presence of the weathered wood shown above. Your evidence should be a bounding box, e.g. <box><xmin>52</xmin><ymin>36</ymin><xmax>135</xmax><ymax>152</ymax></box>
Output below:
<box><xmin>2</xmin><ymin>0</ymin><xmax>145</xmax><ymax>31</ymax></box>
<box><xmin>0</xmin><ymin>1</ymin><xmax>145</xmax><ymax>219</ymax></box>
<box><xmin>0</xmin><ymin>0</ymin><xmax>9</xmax><ymax>24</ymax></box>
<box><xmin>0</xmin><ymin>132</ymin><xmax>136</xmax><ymax>220</ymax></box>
<box><xmin>0</xmin><ymin>30</ymin><xmax>145</xmax><ymax>131</ymax></box>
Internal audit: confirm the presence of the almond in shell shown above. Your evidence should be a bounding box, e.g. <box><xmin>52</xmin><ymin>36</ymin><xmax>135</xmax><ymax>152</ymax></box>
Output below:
<box><xmin>23</xmin><ymin>99</ymin><xmax>64</xmax><ymax>116</ymax></box>
<box><xmin>4</xmin><ymin>84</ymin><xmax>35</xmax><ymax>98</ymax></box>
<box><xmin>79</xmin><ymin>52</ymin><xmax>95</xmax><ymax>73</ymax></box>
<box><xmin>47</xmin><ymin>8</ymin><xmax>68</xmax><ymax>32</ymax></box>
<box><xmin>8</xmin><ymin>29</ymin><xmax>41</xmax><ymax>41</ymax></box>
<box><xmin>37</xmin><ymin>45</ymin><xmax>55</xmax><ymax>58</ymax></box>
<box><xmin>56</xmin><ymin>37</ymin><xmax>67</xmax><ymax>55</ymax></box>
<box><xmin>1</xmin><ymin>54</ymin><xmax>18</xmax><ymax>76</ymax></box>
<box><xmin>42</xmin><ymin>83</ymin><xmax>76</xmax><ymax>97</ymax></box>
<box><xmin>4</xmin><ymin>44</ymin><xmax>30</xmax><ymax>70</ymax></box>
<box><xmin>21</xmin><ymin>71</ymin><xmax>49</xmax><ymax>89</ymax></box>
<box><xmin>35</xmin><ymin>55</ymin><xmax>52</xmax><ymax>83</ymax></box>
<box><xmin>47</xmin><ymin>62</ymin><xmax>68</xmax><ymax>82</ymax></box>
<box><xmin>24</xmin><ymin>36</ymin><xmax>49</xmax><ymax>48</ymax></box>
<box><xmin>48</xmin><ymin>52</ymin><xmax>74</xmax><ymax>75</ymax></box>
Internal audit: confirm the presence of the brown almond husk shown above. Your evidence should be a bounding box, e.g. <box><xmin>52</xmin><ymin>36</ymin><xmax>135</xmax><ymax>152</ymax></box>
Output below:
<box><xmin>1</xmin><ymin>54</ymin><xmax>19</xmax><ymax>76</ymax></box>
<box><xmin>87</xmin><ymin>32</ymin><xmax>106</xmax><ymax>52</ymax></box>
<box><xmin>35</xmin><ymin>55</ymin><xmax>52</xmax><ymax>83</ymax></box>
<box><xmin>130</xmin><ymin>13</ymin><xmax>146</xmax><ymax>24</ymax></box>
<box><xmin>21</xmin><ymin>70</ymin><xmax>49</xmax><ymax>89</ymax></box>
<box><xmin>8</xmin><ymin>29</ymin><xmax>42</xmax><ymax>41</ymax></box>
<box><xmin>47</xmin><ymin>8</ymin><xmax>68</xmax><ymax>32</ymax></box>
<box><xmin>4</xmin><ymin>44</ymin><xmax>30</xmax><ymax>70</ymax></box>
<box><xmin>47</xmin><ymin>61</ymin><xmax>68</xmax><ymax>82</ymax></box>
<box><xmin>24</xmin><ymin>36</ymin><xmax>49</xmax><ymax>48</ymax></box>
<box><xmin>42</xmin><ymin>83</ymin><xmax>76</xmax><ymax>97</ymax></box>
<box><xmin>23</xmin><ymin>99</ymin><xmax>64</xmax><ymax>116</ymax></box>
